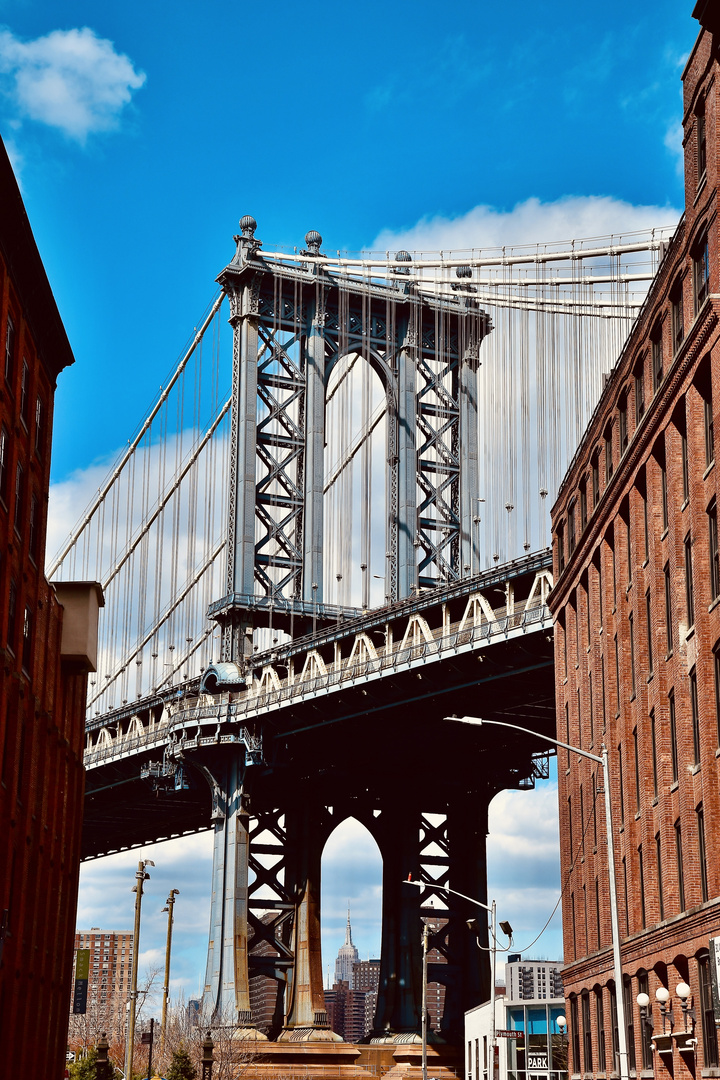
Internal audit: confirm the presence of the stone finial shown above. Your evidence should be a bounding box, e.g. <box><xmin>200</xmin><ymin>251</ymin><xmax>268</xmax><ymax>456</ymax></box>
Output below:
<box><xmin>239</xmin><ymin>215</ymin><xmax>257</xmax><ymax>238</ymax></box>
<box><xmin>305</xmin><ymin>230</ymin><xmax>322</xmax><ymax>254</ymax></box>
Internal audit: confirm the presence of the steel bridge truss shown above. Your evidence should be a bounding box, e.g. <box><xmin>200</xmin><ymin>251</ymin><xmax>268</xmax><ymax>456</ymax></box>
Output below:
<box><xmin>214</xmin><ymin>220</ymin><xmax>490</xmax><ymax>660</ymax></box>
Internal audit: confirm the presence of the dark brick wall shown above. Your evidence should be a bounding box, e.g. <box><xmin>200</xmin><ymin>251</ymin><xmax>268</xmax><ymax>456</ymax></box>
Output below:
<box><xmin>550</xmin><ymin>17</ymin><xmax>720</xmax><ymax>1079</ymax></box>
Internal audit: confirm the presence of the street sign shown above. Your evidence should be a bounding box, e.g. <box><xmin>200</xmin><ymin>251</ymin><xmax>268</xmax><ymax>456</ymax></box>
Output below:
<box><xmin>72</xmin><ymin>949</ymin><xmax>90</xmax><ymax>1015</ymax></box>
<box><xmin>496</xmin><ymin>1029</ymin><xmax>523</xmax><ymax>1039</ymax></box>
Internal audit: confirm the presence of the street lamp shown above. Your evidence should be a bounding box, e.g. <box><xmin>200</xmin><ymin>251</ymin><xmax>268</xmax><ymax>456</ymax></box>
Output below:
<box><xmin>445</xmin><ymin>715</ymin><xmax>630</xmax><ymax>1080</ymax></box>
<box><xmin>161</xmin><ymin>889</ymin><xmax>179</xmax><ymax>1055</ymax></box>
<box><xmin>404</xmin><ymin>877</ymin><xmax>511</xmax><ymax>1080</ymax></box>
<box><xmin>125</xmin><ymin>859</ymin><xmax>154</xmax><ymax>1080</ymax></box>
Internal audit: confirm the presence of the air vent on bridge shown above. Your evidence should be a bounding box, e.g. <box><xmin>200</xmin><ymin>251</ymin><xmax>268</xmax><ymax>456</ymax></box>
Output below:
<box><xmin>199</xmin><ymin>662</ymin><xmax>247</xmax><ymax>694</ymax></box>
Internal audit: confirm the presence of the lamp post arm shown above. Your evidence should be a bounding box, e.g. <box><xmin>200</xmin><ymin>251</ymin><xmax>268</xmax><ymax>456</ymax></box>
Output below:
<box><xmin>448</xmin><ymin>716</ymin><xmax>603</xmax><ymax>765</ymax></box>
<box><xmin>404</xmin><ymin>877</ymin><xmax>493</xmax><ymax>915</ymax></box>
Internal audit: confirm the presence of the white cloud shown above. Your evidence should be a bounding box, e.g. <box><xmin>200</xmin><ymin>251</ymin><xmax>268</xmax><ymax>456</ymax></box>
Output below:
<box><xmin>664</xmin><ymin>120</ymin><xmax>684</xmax><ymax>174</ymax></box>
<box><xmin>0</xmin><ymin>26</ymin><xmax>145</xmax><ymax>142</ymax></box>
<box><xmin>371</xmin><ymin>194</ymin><xmax>681</xmax><ymax>254</ymax></box>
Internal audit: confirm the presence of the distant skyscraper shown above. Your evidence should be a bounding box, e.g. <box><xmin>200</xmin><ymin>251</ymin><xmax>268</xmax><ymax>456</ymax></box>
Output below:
<box><xmin>334</xmin><ymin>910</ymin><xmax>359</xmax><ymax>986</ymax></box>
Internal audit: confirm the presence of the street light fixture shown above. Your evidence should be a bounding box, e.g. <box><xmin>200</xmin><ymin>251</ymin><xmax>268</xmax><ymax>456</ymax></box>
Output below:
<box><xmin>125</xmin><ymin>859</ymin><xmax>154</xmax><ymax>1080</ymax></box>
<box><xmin>445</xmin><ymin>714</ymin><xmax>630</xmax><ymax>1080</ymax></box>
<box><xmin>404</xmin><ymin>877</ymin><xmax>511</xmax><ymax>1080</ymax></box>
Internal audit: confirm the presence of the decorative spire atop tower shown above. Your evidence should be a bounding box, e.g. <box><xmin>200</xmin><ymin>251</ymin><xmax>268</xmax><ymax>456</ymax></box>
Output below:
<box><xmin>334</xmin><ymin>907</ymin><xmax>359</xmax><ymax>987</ymax></box>
<box><xmin>344</xmin><ymin>907</ymin><xmax>353</xmax><ymax>946</ymax></box>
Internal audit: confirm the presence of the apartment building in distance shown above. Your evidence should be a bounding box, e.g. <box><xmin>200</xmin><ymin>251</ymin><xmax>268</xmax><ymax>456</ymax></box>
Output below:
<box><xmin>69</xmin><ymin>930</ymin><xmax>134</xmax><ymax>1042</ymax></box>
<box><xmin>0</xmin><ymin>137</ymin><xmax>103</xmax><ymax>1079</ymax></box>
<box><xmin>549</xmin><ymin>3</ymin><xmax>720</xmax><ymax>1076</ymax></box>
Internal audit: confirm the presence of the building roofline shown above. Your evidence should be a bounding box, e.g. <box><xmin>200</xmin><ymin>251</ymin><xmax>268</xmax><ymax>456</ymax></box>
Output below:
<box><xmin>0</xmin><ymin>137</ymin><xmax>75</xmax><ymax>382</ymax></box>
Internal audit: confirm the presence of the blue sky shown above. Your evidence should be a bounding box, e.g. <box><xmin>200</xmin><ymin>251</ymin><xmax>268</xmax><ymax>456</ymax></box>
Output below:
<box><xmin>0</xmin><ymin>0</ymin><xmax>698</xmax><ymax>1010</ymax></box>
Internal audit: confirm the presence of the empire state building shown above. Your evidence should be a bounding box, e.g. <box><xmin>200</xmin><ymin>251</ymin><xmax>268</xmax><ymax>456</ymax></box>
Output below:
<box><xmin>334</xmin><ymin>910</ymin><xmax>359</xmax><ymax>986</ymax></box>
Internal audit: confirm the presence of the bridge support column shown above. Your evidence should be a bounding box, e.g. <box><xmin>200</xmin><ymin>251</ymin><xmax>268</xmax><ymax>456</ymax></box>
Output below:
<box><xmin>280</xmin><ymin>801</ymin><xmax>340</xmax><ymax>1040</ymax></box>
<box><xmin>396</xmin><ymin>313</ymin><xmax>418</xmax><ymax>601</ymax></box>
<box><xmin>303</xmin><ymin>300</ymin><xmax>326</xmax><ymax>605</ymax></box>
<box><xmin>374</xmin><ymin>806</ymin><xmax>423</xmax><ymax>1036</ymax></box>
<box><xmin>459</xmin><ymin>353</ymin><xmax>480</xmax><ymax>576</ymax></box>
<box><xmin>439</xmin><ymin>795</ymin><xmax>490</xmax><ymax>1042</ymax></box>
<box><xmin>200</xmin><ymin>754</ymin><xmax>266</xmax><ymax>1036</ymax></box>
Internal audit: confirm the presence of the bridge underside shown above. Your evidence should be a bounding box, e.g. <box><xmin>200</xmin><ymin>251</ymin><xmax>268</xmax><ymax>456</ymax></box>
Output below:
<box><xmin>82</xmin><ymin>627</ymin><xmax>554</xmax><ymax>860</ymax></box>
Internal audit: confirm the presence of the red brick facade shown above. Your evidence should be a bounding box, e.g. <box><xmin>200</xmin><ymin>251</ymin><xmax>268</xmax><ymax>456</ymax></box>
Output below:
<box><xmin>0</xmin><ymin>138</ymin><xmax>98</xmax><ymax>1078</ymax></box>
<box><xmin>549</xmin><ymin>9</ymin><xmax>720</xmax><ymax>1078</ymax></box>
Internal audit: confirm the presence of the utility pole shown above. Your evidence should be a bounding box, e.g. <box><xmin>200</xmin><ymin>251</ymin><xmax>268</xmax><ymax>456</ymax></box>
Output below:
<box><xmin>125</xmin><ymin>859</ymin><xmax>154</xmax><ymax>1080</ymax></box>
<box><xmin>421</xmin><ymin>920</ymin><xmax>429</xmax><ymax>1080</ymax></box>
<box><xmin>161</xmin><ymin>889</ymin><xmax>179</xmax><ymax>1056</ymax></box>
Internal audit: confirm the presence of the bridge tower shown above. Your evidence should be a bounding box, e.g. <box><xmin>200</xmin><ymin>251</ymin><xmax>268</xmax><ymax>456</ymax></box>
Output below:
<box><xmin>196</xmin><ymin>218</ymin><xmax>495</xmax><ymax>1056</ymax></box>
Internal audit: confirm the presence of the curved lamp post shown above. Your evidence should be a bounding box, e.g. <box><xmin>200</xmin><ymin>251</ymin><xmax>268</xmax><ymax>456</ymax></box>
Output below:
<box><xmin>445</xmin><ymin>715</ymin><xmax>629</xmax><ymax>1080</ymax></box>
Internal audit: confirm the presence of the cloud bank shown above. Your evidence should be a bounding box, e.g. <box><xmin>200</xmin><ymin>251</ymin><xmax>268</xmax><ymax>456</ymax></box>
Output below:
<box><xmin>372</xmin><ymin>194</ymin><xmax>681</xmax><ymax>254</ymax></box>
<box><xmin>0</xmin><ymin>26</ymin><xmax>145</xmax><ymax>142</ymax></box>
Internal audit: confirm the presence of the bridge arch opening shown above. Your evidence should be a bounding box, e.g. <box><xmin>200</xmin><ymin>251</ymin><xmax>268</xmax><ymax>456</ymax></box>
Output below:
<box><xmin>320</xmin><ymin>816</ymin><xmax>383</xmax><ymax>1010</ymax></box>
<box><xmin>324</xmin><ymin>353</ymin><xmax>388</xmax><ymax>610</ymax></box>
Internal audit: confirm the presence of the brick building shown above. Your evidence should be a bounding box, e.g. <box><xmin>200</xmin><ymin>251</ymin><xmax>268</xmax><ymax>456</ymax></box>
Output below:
<box><xmin>324</xmin><ymin>979</ymin><xmax>370</xmax><ymax>1043</ymax></box>
<box><xmin>0</xmin><ymin>137</ymin><xmax>102</xmax><ymax>1077</ymax></box>
<box><xmin>68</xmin><ymin>930</ymin><xmax>134</xmax><ymax>1043</ymax></box>
<box><xmin>549</xmin><ymin>3</ymin><xmax>720</xmax><ymax>1076</ymax></box>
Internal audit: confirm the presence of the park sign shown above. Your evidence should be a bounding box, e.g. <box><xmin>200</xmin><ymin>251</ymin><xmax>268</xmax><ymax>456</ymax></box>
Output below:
<box><xmin>72</xmin><ymin>949</ymin><xmax>90</xmax><ymax>1014</ymax></box>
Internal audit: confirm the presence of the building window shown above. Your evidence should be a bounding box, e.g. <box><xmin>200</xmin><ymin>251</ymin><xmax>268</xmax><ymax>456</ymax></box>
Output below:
<box><xmin>629</xmin><ymin>614</ymin><xmax>636</xmax><ymax>699</ymax></box>
<box><xmin>690</xmin><ymin>667</ymin><xmax>700</xmax><ymax>766</ymax></box>
<box><xmin>698</xmin><ymin>803</ymin><xmax>708</xmax><ymax>902</ymax></box>
<box><xmin>605</xmin><ymin>424</ymin><xmax>614</xmax><ymax>482</ymax></box>
<box><xmin>610</xmin><ymin>984</ymin><xmax>620</xmax><ymax>1068</ymax></box>
<box><xmin>595</xmin><ymin>876</ymin><xmax>601</xmax><ymax>949</ymax></box>
<box><xmin>557</xmin><ymin>523</ymin><xmax>565</xmax><ymax>574</ymax></box>
<box><xmin>669</xmin><ymin>689</ymin><xmax>678</xmax><ymax>784</ymax></box>
<box><xmin>664</xmin><ymin>563</ymin><xmax>673</xmax><ymax>655</ymax></box>
<box><xmin>618</xmin><ymin>743</ymin><xmax>625</xmax><ymax>827</ymax></box>
<box><xmin>675</xmin><ymin>819</ymin><xmax>685</xmax><ymax>911</ymax></box>
<box><xmin>671</xmin><ymin>278</ymin><xmax>685</xmax><ymax>353</ymax></box>
<box><xmin>711</xmin><ymin>501</ymin><xmax>720</xmax><ymax>603</ymax></box>
<box><xmin>570</xmin><ymin>995</ymin><xmax>580</xmax><ymax>1073</ymax></box>
<box><xmin>582</xmin><ymin>991</ymin><xmax>593</xmax><ymax>1072</ymax></box>
<box><xmin>0</xmin><ymin>426</ymin><xmax>8</xmax><ymax>505</ymax></box>
<box><xmin>568</xmin><ymin>501</ymin><xmax>576</xmax><ymax>555</ymax></box>
<box><xmin>623</xmin><ymin>977</ymin><xmax>636</xmax><ymax>1071</ymax></box>
<box><xmin>633</xmin><ymin>727</ymin><xmax>641</xmax><ymax>812</ymax></box>
<box><xmin>5</xmin><ymin>315</ymin><xmax>15</xmax><ymax>384</ymax></box>
<box><xmin>21</xmin><ymin>607</ymin><xmax>32</xmax><ymax>673</ymax></box>
<box><xmin>635</xmin><ymin>362</ymin><xmax>645</xmax><ymax>424</ymax></box>
<box><xmin>596</xmin><ymin>988</ymin><xmax>606</xmax><ymax>1072</ymax></box>
<box><xmin>685</xmin><ymin>533</ymin><xmax>695</xmax><ymax>627</ymax></box>
<box><xmin>638</xmin><ymin>845</ymin><xmax>646</xmax><ymax>928</ymax></box>
<box><xmin>614</xmin><ymin>634</ymin><xmax>621</xmax><ymax>716</ymax></box>
<box><xmin>651</xmin><ymin>710</ymin><xmax>658</xmax><ymax>798</ymax></box>
<box><xmin>596</xmin><ymin>553</ymin><xmax>604</xmax><ymax>630</ymax></box>
<box><xmin>592</xmin><ymin>451</ymin><xmax>600</xmax><ymax>507</ymax></box>
<box><xmin>697</xmin><ymin>358</ymin><xmax>715</xmax><ymax>467</ymax></box>
<box><xmin>656</xmin><ymin>833</ymin><xmax>664</xmax><ymax>922</ymax></box>
<box><xmin>624</xmin><ymin>508</ymin><xmax>632</xmax><ymax>584</ymax></box>
<box><xmin>579</xmin><ymin>480</ymin><xmax>587</xmax><ymax>531</ymax></box>
<box><xmin>660</xmin><ymin>451</ymin><xmax>668</xmax><ymax>532</ymax></box>
<box><xmin>20</xmin><ymin>360</ymin><xmax>29</xmax><ymax>427</ymax></box>
<box><xmin>28</xmin><ymin>494</ymin><xmax>38</xmax><ymax>564</ymax></box>
<box><xmin>640</xmin><ymin>473</ymin><xmax>649</xmax><ymax>561</ymax></box>
<box><xmin>651</xmin><ymin>325</ymin><xmax>663</xmax><ymax>392</ymax></box>
<box><xmin>645</xmin><ymin>588</ymin><xmax>653</xmax><ymax>678</ymax></box>
<box><xmin>7</xmin><ymin>578</ymin><xmax>18</xmax><ymax>653</ymax></box>
<box><xmin>13</xmin><ymin>462</ymin><xmax>24</xmax><ymax>536</ymax></box>
<box><xmin>699</xmin><ymin>954</ymin><xmax>719</xmax><ymax>1067</ymax></box>
<box><xmin>589</xmin><ymin>671</ymin><xmax>594</xmax><ymax>746</ymax></box>
<box><xmin>680</xmin><ymin>411</ymin><xmax>690</xmax><ymax>504</ymax></box>
<box><xmin>35</xmin><ymin>397</ymin><xmax>44</xmax><ymax>457</ymax></box>
<box><xmin>714</xmin><ymin>644</ymin><xmax>720</xmax><ymax>747</ymax></box>
<box><xmin>694</xmin><ymin>234</ymin><xmax>710</xmax><ymax>313</ymax></box>
<box><xmin>697</xmin><ymin>104</ymin><xmax>707</xmax><ymax>185</ymax></box>
<box><xmin>619</xmin><ymin>392</ymin><xmax>628</xmax><ymax>454</ymax></box>
<box><xmin>638</xmin><ymin>970</ymin><xmax>653</xmax><ymax>1069</ymax></box>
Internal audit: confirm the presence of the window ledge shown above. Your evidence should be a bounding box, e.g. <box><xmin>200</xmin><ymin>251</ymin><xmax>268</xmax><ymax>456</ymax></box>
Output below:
<box><xmin>642</xmin><ymin>558</ymin><xmax>649</xmax><ymax>569</ymax></box>
<box><xmin>692</xmin><ymin>762</ymin><xmax>701</xmax><ymax>775</ymax></box>
<box><xmin>661</xmin><ymin>528</ymin><xmax>669</xmax><ymax>542</ymax></box>
<box><xmin>709</xmin><ymin>597</ymin><xmax>720</xmax><ymax>614</ymax></box>
<box><xmin>671</xmin><ymin>781</ymin><xmax>679</xmax><ymax>792</ymax></box>
<box><xmin>652</xmin><ymin>797</ymin><xmax>659</xmax><ymax>807</ymax></box>
<box><xmin>682</xmin><ymin>497</ymin><xmax>690</xmax><ymax>512</ymax></box>
<box><xmin>694</xmin><ymin>172</ymin><xmax>708</xmax><ymax>204</ymax></box>
<box><xmin>647</xmin><ymin>672</ymin><xmax>654</xmax><ymax>683</ymax></box>
<box><xmin>635</xmin><ymin>811</ymin><xmax>642</xmax><ymax>821</ymax></box>
<box><xmin>704</xmin><ymin>459</ymin><xmax>715</xmax><ymax>480</ymax></box>
<box><xmin>715</xmin><ymin>746</ymin><xmax>720</xmax><ymax>758</ymax></box>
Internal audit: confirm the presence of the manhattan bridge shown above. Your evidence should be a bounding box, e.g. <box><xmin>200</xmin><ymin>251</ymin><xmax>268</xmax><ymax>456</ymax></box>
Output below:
<box><xmin>50</xmin><ymin>216</ymin><xmax>673</xmax><ymax>1071</ymax></box>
